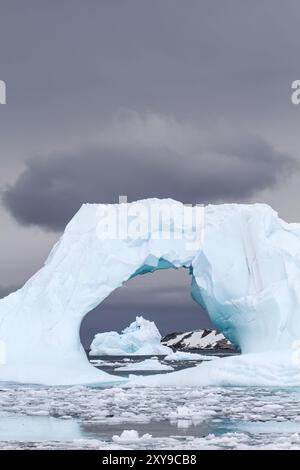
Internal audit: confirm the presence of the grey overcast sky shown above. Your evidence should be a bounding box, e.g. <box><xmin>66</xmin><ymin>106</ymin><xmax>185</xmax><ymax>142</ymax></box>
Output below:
<box><xmin>1</xmin><ymin>0</ymin><xmax>300</xmax><ymax>345</ymax></box>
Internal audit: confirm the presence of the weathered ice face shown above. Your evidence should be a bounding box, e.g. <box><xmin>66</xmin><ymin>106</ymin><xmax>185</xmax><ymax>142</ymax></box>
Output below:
<box><xmin>1</xmin><ymin>200</ymin><xmax>300</xmax><ymax>386</ymax></box>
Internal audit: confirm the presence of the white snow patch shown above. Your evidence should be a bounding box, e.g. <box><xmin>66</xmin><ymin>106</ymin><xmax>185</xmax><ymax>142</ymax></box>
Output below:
<box><xmin>184</xmin><ymin>330</ymin><xmax>225</xmax><ymax>349</ymax></box>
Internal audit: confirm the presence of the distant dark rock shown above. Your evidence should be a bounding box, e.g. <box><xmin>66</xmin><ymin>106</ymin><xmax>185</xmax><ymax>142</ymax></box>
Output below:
<box><xmin>161</xmin><ymin>329</ymin><xmax>237</xmax><ymax>351</ymax></box>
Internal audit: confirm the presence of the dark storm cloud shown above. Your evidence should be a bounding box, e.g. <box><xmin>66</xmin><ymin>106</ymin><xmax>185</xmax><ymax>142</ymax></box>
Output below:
<box><xmin>1</xmin><ymin>0</ymin><xmax>300</xmax><ymax>233</ymax></box>
<box><xmin>0</xmin><ymin>0</ymin><xmax>299</xmax><ymax>143</ymax></box>
<box><xmin>2</xmin><ymin>134</ymin><xmax>296</xmax><ymax>231</ymax></box>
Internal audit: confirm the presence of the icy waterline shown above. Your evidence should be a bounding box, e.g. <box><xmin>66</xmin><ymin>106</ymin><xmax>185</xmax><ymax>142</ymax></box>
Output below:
<box><xmin>2</xmin><ymin>199</ymin><xmax>300</xmax><ymax>385</ymax></box>
<box><xmin>129</xmin><ymin>352</ymin><xmax>300</xmax><ymax>388</ymax></box>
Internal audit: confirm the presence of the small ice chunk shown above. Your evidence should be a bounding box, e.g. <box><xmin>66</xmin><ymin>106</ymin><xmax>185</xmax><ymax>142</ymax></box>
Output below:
<box><xmin>112</xmin><ymin>430</ymin><xmax>152</xmax><ymax>443</ymax></box>
<box><xmin>115</xmin><ymin>358</ymin><xmax>174</xmax><ymax>371</ymax></box>
<box><xmin>164</xmin><ymin>351</ymin><xmax>219</xmax><ymax>361</ymax></box>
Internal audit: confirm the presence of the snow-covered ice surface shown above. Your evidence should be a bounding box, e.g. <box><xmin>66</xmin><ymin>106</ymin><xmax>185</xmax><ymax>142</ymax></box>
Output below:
<box><xmin>130</xmin><ymin>351</ymin><xmax>300</xmax><ymax>387</ymax></box>
<box><xmin>1</xmin><ymin>384</ymin><xmax>300</xmax><ymax>449</ymax></box>
<box><xmin>90</xmin><ymin>316</ymin><xmax>171</xmax><ymax>356</ymax></box>
<box><xmin>115</xmin><ymin>358</ymin><xmax>174</xmax><ymax>371</ymax></box>
<box><xmin>3</xmin><ymin>199</ymin><xmax>300</xmax><ymax>385</ymax></box>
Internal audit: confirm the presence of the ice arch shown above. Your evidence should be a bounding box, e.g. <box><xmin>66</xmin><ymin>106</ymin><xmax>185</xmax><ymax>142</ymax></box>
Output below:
<box><xmin>1</xmin><ymin>199</ymin><xmax>300</xmax><ymax>385</ymax></box>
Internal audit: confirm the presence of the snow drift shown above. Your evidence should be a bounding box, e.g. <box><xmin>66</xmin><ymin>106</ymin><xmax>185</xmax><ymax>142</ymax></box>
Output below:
<box><xmin>90</xmin><ymin>316</ymin><xmax>171</xmax><ymax>356</ymax></box>
<box><xmin>1</xmin><ymin>198</ymin><xmax>300</xmax><ymax>385</ymax></box>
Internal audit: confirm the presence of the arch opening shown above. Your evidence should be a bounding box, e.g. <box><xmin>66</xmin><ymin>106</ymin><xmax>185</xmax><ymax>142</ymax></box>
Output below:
<box><xmin>80</xmin><ymin>266</ymin><xmax>213</xmax><ymax>352</ymax></box>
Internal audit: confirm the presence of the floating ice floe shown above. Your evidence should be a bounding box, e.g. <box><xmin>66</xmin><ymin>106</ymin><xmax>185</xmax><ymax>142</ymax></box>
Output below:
<box><xmin>1</xmin><ymin>383</ymin><xmax>300</xmax><ymax>449</ymax></box>
<box><xmin>112</xmin><ymin>430</ymin><xmax>152</xmax><ymax>444</ymax></box>
<box><xmin>164</xmin><ymin>351</ymin><xmax>219</xmax><ymax>361</ymax></box>
<box><xmin>115</xmin><ymin>358</ymin><xmax>174</xmax><ymax>372</ymax></box>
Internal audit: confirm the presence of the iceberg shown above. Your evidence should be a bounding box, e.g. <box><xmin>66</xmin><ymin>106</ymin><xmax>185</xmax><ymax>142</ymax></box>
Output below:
<box><xmin>90</xmin><ymin>316</ymin><xmax>172</xmax><ymax>356</ymax></box>
<box><xmin>1</xmin><ymin>198</ymin><xmax>300</xmax><ymax>385</ymax></box>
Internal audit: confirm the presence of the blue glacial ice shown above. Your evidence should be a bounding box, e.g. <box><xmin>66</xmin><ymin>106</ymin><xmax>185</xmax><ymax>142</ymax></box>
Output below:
<box><xmin>1</xmin><ymin>198</ymin><xmax>300</xmax><ymax>385</ymax></box>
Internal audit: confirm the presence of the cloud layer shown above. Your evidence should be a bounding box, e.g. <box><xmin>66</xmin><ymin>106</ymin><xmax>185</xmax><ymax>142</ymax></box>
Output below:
<box><xmin>3</xmin><ymin>115</ymin><xmax>296</xmax><ymax>231</ymax></box>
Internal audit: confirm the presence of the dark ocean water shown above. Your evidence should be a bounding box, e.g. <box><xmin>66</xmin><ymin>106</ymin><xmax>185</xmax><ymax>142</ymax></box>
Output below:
<box><xmin>87</xmin><ymin>349</ymin><xmax>237</xmax><ymax>376</ymax></box>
